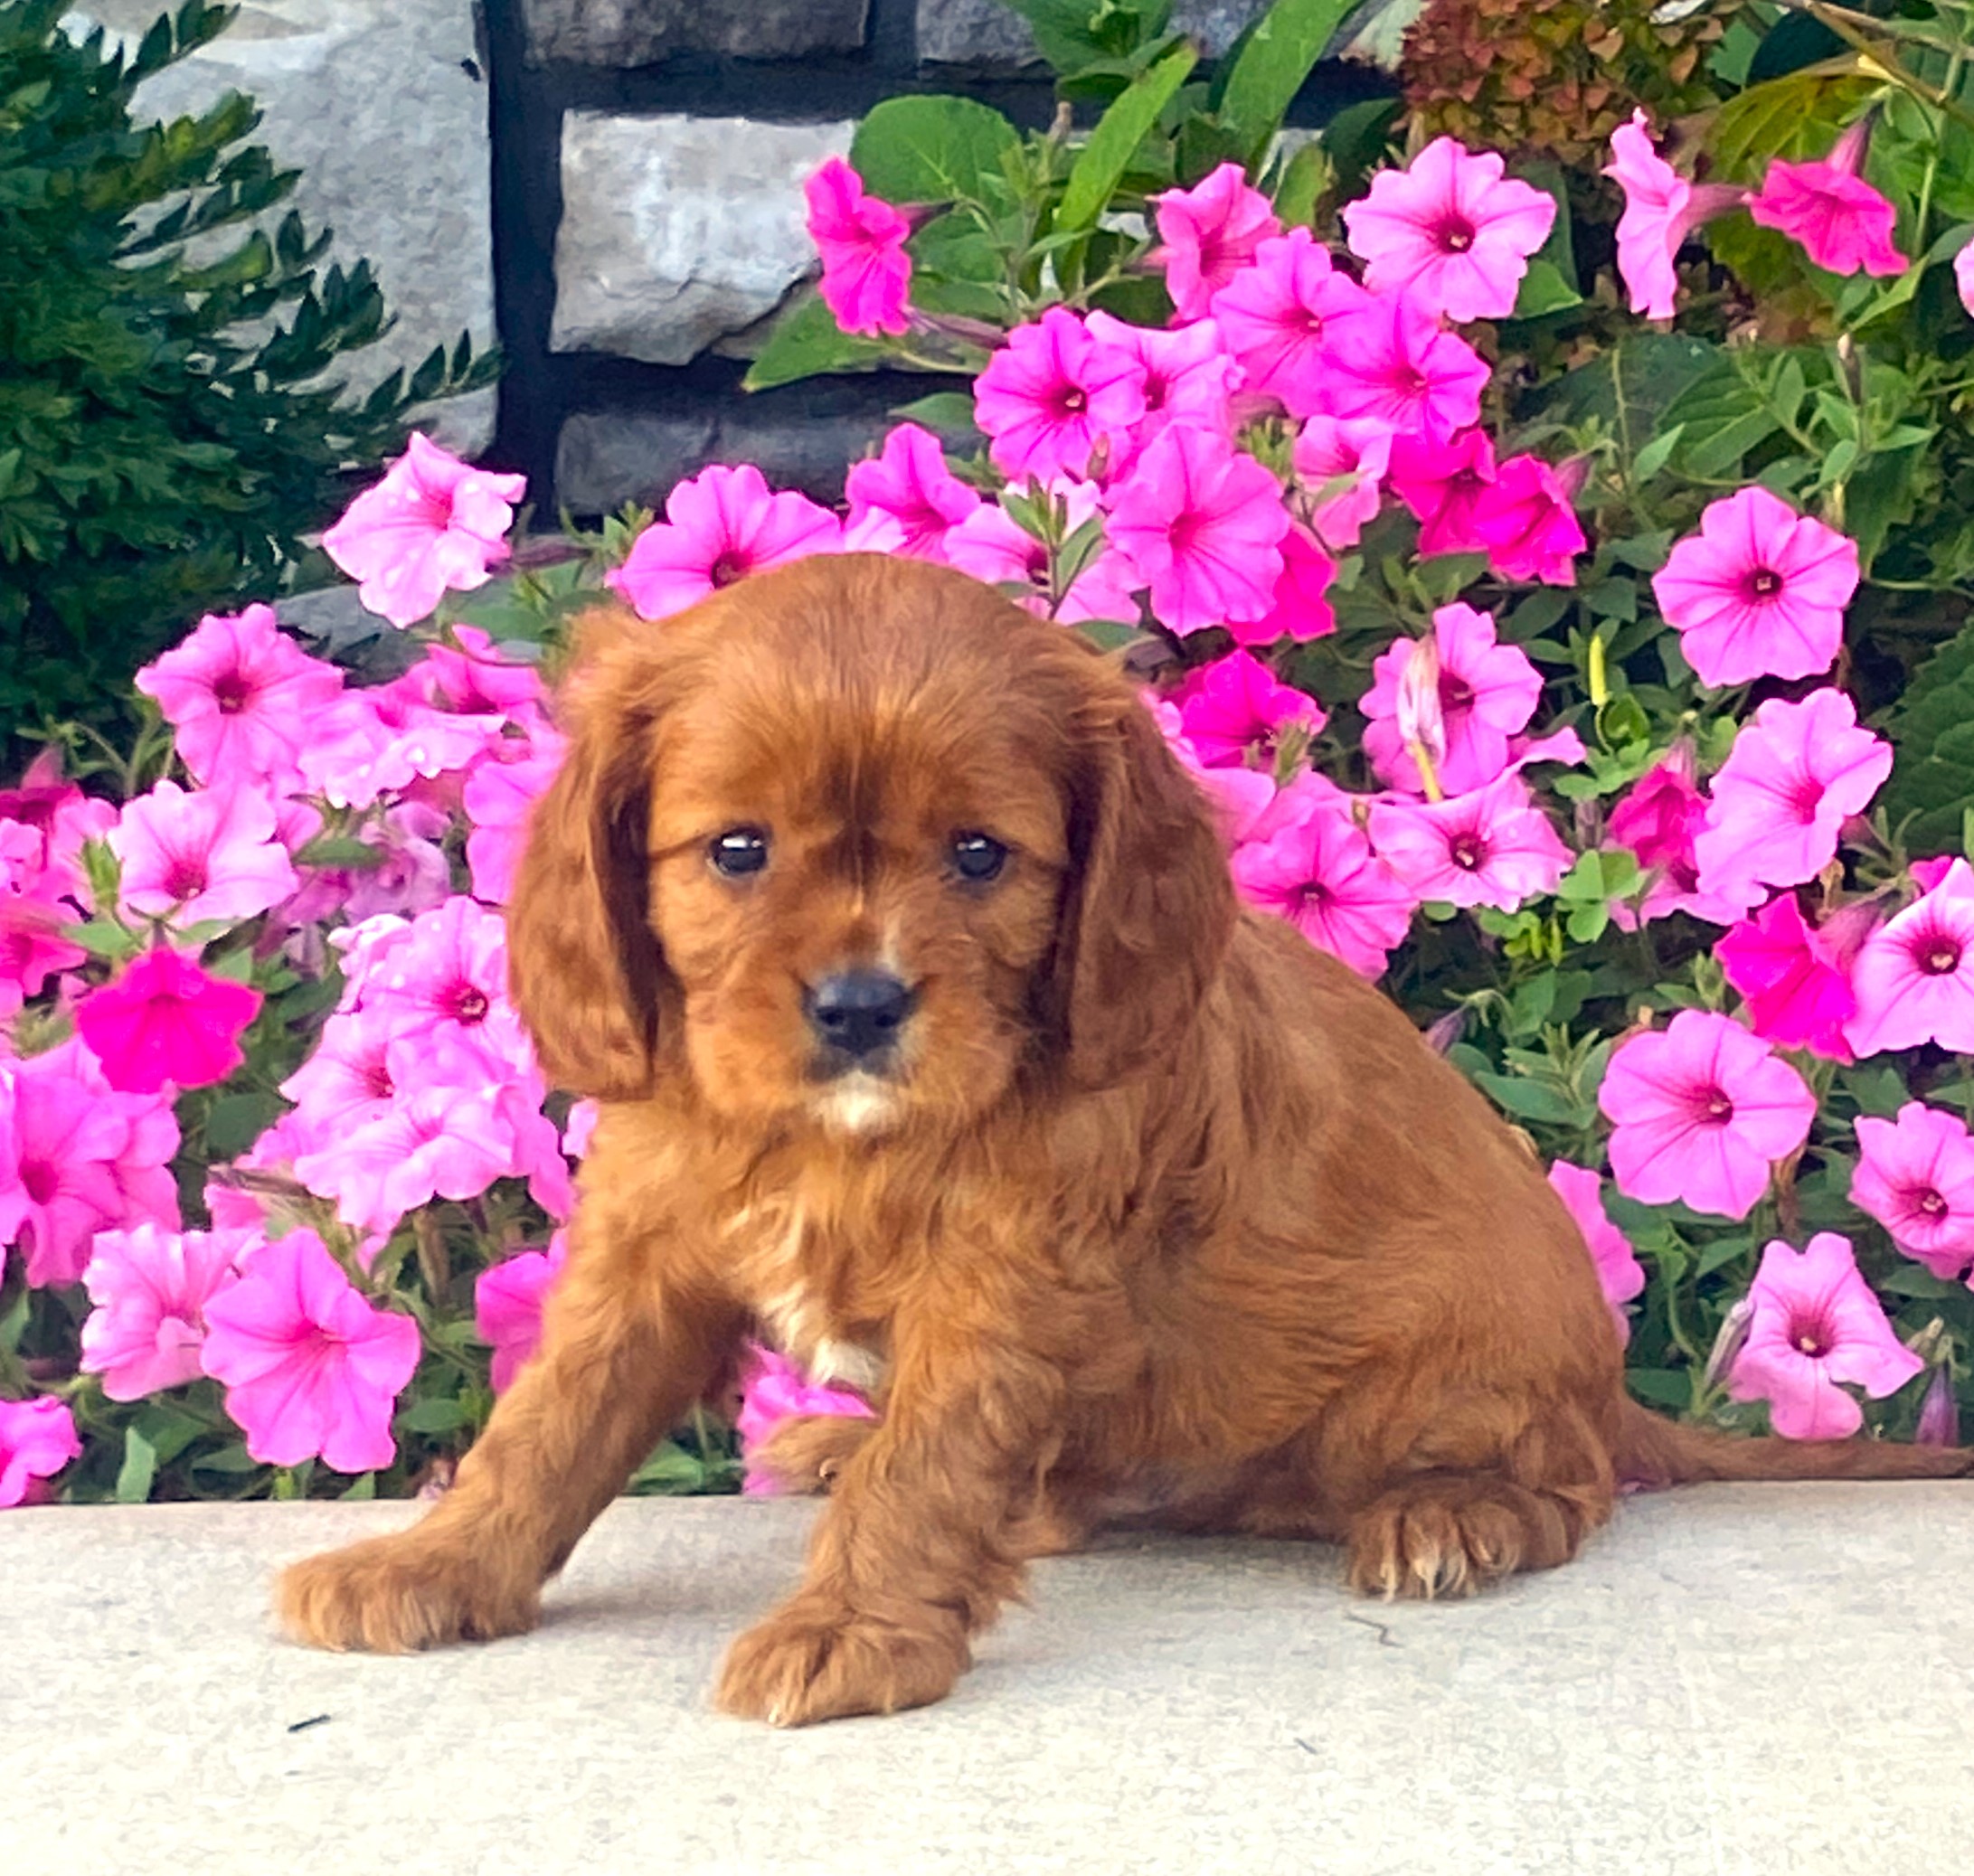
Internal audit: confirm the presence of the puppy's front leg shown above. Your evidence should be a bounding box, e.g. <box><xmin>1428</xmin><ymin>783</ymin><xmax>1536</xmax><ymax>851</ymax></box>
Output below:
<box><xmin>279</xmin><ymin>1225</ymin><xmax>741</xmax><ymax>1654</ymax></box>
<box><xmin>716</xmin><ymin>1309</ymin><xmax>1063</xmax><ymax>1726</ymax></box>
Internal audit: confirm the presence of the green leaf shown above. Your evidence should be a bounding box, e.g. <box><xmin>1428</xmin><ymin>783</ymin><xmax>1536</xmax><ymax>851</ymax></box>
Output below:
<box><xmin>62</xmin><ymin>918</ymin><xmax>142</xmax><ymax>961</ymax></box>
<box><xmin>1508</xmin><ymin>259</ymin><xmax>1582</xmax><ymax>320</ymax></box>
<box><xmin>294</xmin><ymin>834</ymin><xmax>388</xmax><ymax>871</ymax></box>
<box><xmin>396</xmin><ymin>1396</ymin><xmax>468</xmax><ymax>1435</ymax></box>
<box><xmin>115</xmin><ymin>1426</ymin><xmax>157</xmax><ymax>1504</ymax></box>
<box><xmin>1317</xmin><ymin>96</ymin><xmax>1402</xmax><ymax>203</ymax></box>
<box><xmin>1629</xmin><ymin>425</ymin><xmax>1685</xmax><ymax>485</ymax></box>
<box><xmin>741</xmin><ymin>292</ymin><xmax>893</xmax><ymax>393</ymax></box>
<box><xmin>1058</xmin><ymin>44</ymin><xmax>1197</xmax><ymax>235</ymax></box>
<box><xmin>1270</xmin><ymin>137</ymin><xmax>1328</xmax><ymax>230</ymax></box>
<box><xmin>1884</xmin><ymin>617</ymin><xmax>1974</xmax><ymax>851</ymax></box>
<box><xmin>849</xmin><ymin>95</ymin><xmax>1022</xmax><ymax>205</ymax></box>
<box><xmin>203</xmin><ymin>1090</ymin><xmax>283</xmax><ymax>1159</ymax></box>
<box><xmin>1661</xmin><ymin>358</ymin><xmax>1780</xmax><ymax>479</ymax></box>
<box><xmin>1469</xmin><ymin>1069</ymin><xmax>1588</xmax><ymax>1125</ymax></box>
<box><xmin>1218</xmin><ymin>0</ymin><xmax>1356</xmax><ymax>165</ymax></box>
<box><xmin>1626</xmin><ymin>1370</ymin><xmax>1693</xmax><ymax>1409</ymax></box>
<box><xmin>890</xmin><ymin>391</ymin><xmax>980</xmax><ymax>442</ymax></box>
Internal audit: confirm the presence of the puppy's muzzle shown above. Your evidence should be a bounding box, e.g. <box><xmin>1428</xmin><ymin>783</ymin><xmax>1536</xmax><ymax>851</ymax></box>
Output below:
<box><xmin>804</xmin><ymin>969</ymin><xmax>917</xmax><ymax>1072</ymax></box>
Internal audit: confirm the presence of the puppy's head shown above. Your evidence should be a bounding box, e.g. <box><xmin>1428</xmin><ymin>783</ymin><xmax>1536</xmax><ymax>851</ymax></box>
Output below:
<box><xmin>507</xmin><ymin>554</ymin><xmax>1234</xmax><ymax>1136</ymax></box>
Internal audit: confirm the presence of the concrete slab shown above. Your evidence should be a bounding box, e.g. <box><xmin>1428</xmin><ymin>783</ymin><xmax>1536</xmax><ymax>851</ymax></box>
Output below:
<box><xmin>4</xmin><ymin>1486</ymin><xmax>1970</xmax><ymax>1874</ymax></box>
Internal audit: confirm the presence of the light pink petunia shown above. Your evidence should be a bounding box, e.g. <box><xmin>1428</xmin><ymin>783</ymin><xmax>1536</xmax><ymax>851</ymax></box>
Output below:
<box><xmin>971</xmin><ymin>307</ymin><xmax>1148</xmax><ymax>484</ymax></box>
<box><xmin>476</xmin><ymin>1231</ymin><xmax>569</xmax><ymax>1393</ymax></box>
<box><xmin>736</xmin><ymin>1343</ymin><xmax>879</xmax><ymax>1496</ymax></box>
<box><xmin>201</xmin><ymin>1230</ymin><xmax>421</xmax><ymax>1474</ymax></box>
<box><xmin>941</xmin><ymin>483</ymin><xmax>1141</xmax><ymax>625</ymax></box>
<box><xmin>1387</xmin><ymin>425</ymin><xmax>1497</xmax><ymax>556</ymax></box>
<box><xmin>1361</xmin><ymin>603</ymin><xmax>1542</xmax><ymax>797</ymax></box>
<box><xmin>463</xmin><ymin>733</ymin><xmax>568</xmax><ymax>906</ymax></box>
<box><xmin>1726</xmin><ymin>1233</ymin><xmax>1922</xmax><ymax>1438</ymax></box>
<box><xmin>75</xmin><ymin>947</ymin><xmax>262</xmax><ymax>1094</ymax></box>
<box><xmin>1691</xmin><ymin>688</ymin><xmax>1891</xmax><ymax>903</ymax></box>
<box><xmin>606</xmin><ymin>464</ymin><xmax>842</xmax><ymax>622</ymax></box>
<box><xmin>0</xmin><ymin>818</ymin><xmax>86</xmax><ymax>1016</ymax></box>
<box><xmin>804</xmin><ymin>156</ymin><xmax>911</xmax><ymax>336</ymax></box>
<box><xmin>136</xmin><ymin>605</ymin><xmax>344</xmax><ymax>791</ymax></box>
<box><xmin>393</xmin><ymin>623</ymin><xmax>549</xmax><ymax>723</ymax></box>
<box><xmin>1368</xmin><ymin>772</ymin><xmax>1573</xmax><ymax>910</ymax></box>
<box><xmin>1599</xmin><ymin>1010</ymin><xmax>1816</xmax><ymax>1221</ymax></box>
<box><xmin>0</xmin><ymin>1396</ymin><xmax>80</xmax><ymax>1507</ymax></box>
<box><xmin>1171</xmin><ymin>651</ymin><xmax>1324</xmax><ymax>770</ymax></box>
<box><xmin>1317</xmin><ymin>292</ymin><xmax>1492</xmax><ymax>441</ymax></box>
<box><xmin>1149</xmin><ymin>161</ymin><xmax>1280</xmax><ymax>322</ymax></box>
<box><xmin>1845</xmin><ymin>859</ymin><xmax>1974</xmax><ymax>1058</ymax></box>
<box><xmin>1747</xmin><ymin>119</ymin><xmax>1907</xmax><ymax>278</ymax></box>
<box><xmin>279</xmin><ymin>1005</ymin><xmax>401</xmax><ymax>1144</ymax></box>
<box><xmin>1209</xmin><ymin>229</ymin><xmax>1374</xmax><ymax>419</ymax></box>
<box><xmin>109</xmin><ymin>779</ymin><xmax>300</xmax><ymax>929</ymax></box>
<box><xmin>1653</xmin><ymin>487</ymin><xmax>1858</xmax><ymax>687</ymax></box>
<box><xmin>322</xmin><ymin>433</ymin><xmax>526</xmax><ymax>629</ymax></box>
<box><xmin>1230</xmin><ymin>525</ymin><xmax>1337</xmax><ymax>646</ymax></box>
<box><xmin>843</xmin><ymin>423</ymin><xmax>980</xmax><ymax>557</ymax></box>
<box><xmin>1546</xmin><ymin>1161</ymin><xmax>1645</xmax><ymax>1344</ymax></box>
<box><xmin>1086</xmin><ymin>312</ymin><xmax>1242</xmax><ymax>468</ymax></box>
<box><xmin>1716</xmin><ymin>892</ymin><xmax>1857</xmax><ymax>1061</ymax></box>
<box><xmin>1469</xmin><ymin>454</ymin><xmax>1586</xmax><ymax>585</ymax></box>
<box><xmin>80</xmin><ymin>1222</ymin><xmax>251</xmax><ymax>1400</ymax></box>
<box><xmin>1341</xmin><ymin>137</ymin><xmax>1556</xmax><ymax>321</ymax></box>
<box><xmin>1601</xmin><ymin>110</ymin><xmax>1745</xmax><ymax>320</ymax></box>
<box><xmin>1102</xmin><ymin>423</ymin><xmax>1289</xmax><ymax>636</ymax></box>
<box><xmin>1292</xmin><ymin>415</ymin><xmax>1393</xmax><ymax>552</ymax></box>
<box><xmin>1851</xmin><ymin>1102</ymin><xmax>1974</xmax><ymax>1280</ymax></box>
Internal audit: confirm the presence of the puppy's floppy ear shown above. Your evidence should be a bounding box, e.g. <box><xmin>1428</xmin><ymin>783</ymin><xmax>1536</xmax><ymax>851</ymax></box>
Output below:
<box><xmin>1049</xmin><ymin>676</ymin><xmax>1238</xmax><ymax>1089</ymax></box>
<box><xmin>506</xmin><ymin>608</ymin><xmax>675</xmax><ymax>1101</ymax></box>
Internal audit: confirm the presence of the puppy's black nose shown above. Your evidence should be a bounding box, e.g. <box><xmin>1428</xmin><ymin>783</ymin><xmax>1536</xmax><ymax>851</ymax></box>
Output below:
<box><xmin>806</xmin><ymin>970</ymin><xmax>915</xmax><ymax>1061</ymax></box>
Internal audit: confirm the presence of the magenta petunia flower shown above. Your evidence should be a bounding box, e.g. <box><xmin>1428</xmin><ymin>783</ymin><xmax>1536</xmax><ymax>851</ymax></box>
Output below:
<box><xmin>1086</xmin><ymin>311</ymin><xmax>1242</xmax><ymax>468</ymax></box>
<box><xmin>1603</xmin><ymin>744</ymin><xmax>1759</xmax><ymax>929</ymax></box>
<box><xmin>1292</xmin><ymin>414</ymin><xmax>1393</xmax><ymax>552</ymax></box>
<box><xmin>1546</xmin><ymin>1161</ymin><xmax>1645</xmax><ymax>1344</ymax></box>
<box><xmin>1746</xmin><ymin>119</ymin><xmax>1907</xmax><ymax>278</ymax></box>
<box><xmin>322</xmin><ymin>433</ymin><xmax>526</xmax><ymax>630</ymax></box>
<box><xmin>1602</xmin><ymin>110</ymin><xmax>1745</xmax><ymax>321</ymax></box>
<box><xmin>80</xmin><ymin>1222</ymin><xmax>251</xmax><ymax>1400</ymax></box>
<box><xmin>136</xmin><ymin>605</ymin><xmax>345</xmax><ymax>791</ymax></box>
<box><xmin>75</xmin><ymin>947</ymin><xmax>262</xmax><ymax>1094</ymax></box>
<box><xmin>1341</xmin><ymin>137</ymin><xmax>1555</xmax><ymax>322</ymax></box>
<box><xmin>1716</xmin><ymin>892</ymin><xmax>1856</xmax><ymax>1061</ymax></box>
<box><xmin>0</xmin><ymin>1396</ymin><xmax>80</xmax><ymax>1508</ymax></box>
<box><xmin>1230</xmin><ymin>786</ymin><xmax>1417</xmax><ymax>980</ymax></box>
<box><xmin>1652</xmin><ymin>487</ymin><xmax>1858</xmax><ymax>688</ymax></box>
<box><xmin>1846</xmin><ymin>859</ymin><xmax>1974</xmax><ymax>1058</ymax></box>
<box><xmin>1171</xmin><ymin>650</ymin><xmax>1324</xmax><ymax>770</ymax></box>
<box><xmin>606</xmin><ymin>463</ymin><xmax>842</xmax><ymax>622</ymax></box>
<box><xmin>843</xmin><ymin>423</ymin><xmax>981</xmax><ymax>557</ymax></box>
<box><xmin>941</xmin><ymin>482</ymin><xmax>1140</xmax><ymax>625</ymax></box>
<box><xmin>1726</xmin><ymin>1233</ymin><xmax>1922</xmax><ymax>1439</ymax></box>
<box><xmin>1958</xmin><ymin>236</ymin><xmax>1974</xmax><ymax>319</ymax></box>
<box><xmin>1368</xmin><ymin>772</ymin><xmax>1573</xmax><ymax>910</ymax></box>
<box><xmin>1209</xmin><ymin>229</ymin><xmax>1374</xmax><ymax>420</ymax></box>
<box><xmin>1362</xmin><ymin>603</ymin><xmax>1541</xmax><ymax>797</ymax></box>
<box><xmin>201</xmin><ymin>1230</ymin><xmax>421</xmax><ymax>1474</ymax></box>
<box><xmin>1387</xmin><ymin>425</ymin><xmax>1497</xmax><ymax>557</ymax></box>
<box><xmin>1102</xmin><ymin>423</ymin><xmax>1289</xmax><ymax>636</ymax></box>
<box><xmin>736</xmin><ymin>1343</ymin><xmax>879</xmax><ymax>1496</ymax></box>
<box><xmin>1851</xmin><ymin>1102</ymin><xmax>1974</xmax><ymax>1280</ymax></box>
<box><xmin>1692</xmin><ymin>690</ymin><xmax>1892</xmax><ymax>902</ymax></box>
<box><xmin>1469</xmin><ymin>453</ymin><xmax>1586</xmax><ymax>585</ymax></box>
<box><xmin>109</xmin><ymin>778</ymin><xmax>300</xmax><ymax>929</ymax></box>
<box><xmin>476</xmin><ymin>1230</ymin><xmax>569</xmax><ymax>1393</ymax></box>
<box><xmin>804</xmin><ymin>156</ymin><xmax>911</xmax><ymax>337</ymax></box>
<box><xmin>1316</xmin><ymin>292</ymin><xmax>1492</xmax><ymax>442</ymax></box>
<box><xmin>1147</xmin><ymin>697</ymin><xmax>1278</xmax><ymax>845</ymax></box>
<box><xmin>1231</xmin><ymin>524</ymin><xmax>1337</xmax><ymax>647</ymax></box>
<box><xmin>1149</xmin><ymin>161</ymin><xmax>1280</xmax><ymax>322</ymax></box>
<box><xmin>972</xmin><ymin>307</ymin><xmax>1147</xmax><ymax>484</ymax></box>
<box><xmin>1599</xmin><ymin>1010</ymin><xmax>1817</xmax><ymax>1221</ymax></box>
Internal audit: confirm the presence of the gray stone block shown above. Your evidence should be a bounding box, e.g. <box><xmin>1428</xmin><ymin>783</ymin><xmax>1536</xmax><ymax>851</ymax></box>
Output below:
<box><xmin>917</xmin><ymin>0</ymin><xmax>1268</xmax><ymax>71</ymax></box>
<box><xmin>523</xmin><ymin>0</ymin><xmax>871</xmax><ymax>66</ymax></box>
<box><xmin>65</xmin><ymin>1</ymin><xmax>498</xmax><ymax>455</ymax></box>
<box><xmin>553</xmin><ymin>111</ymin><xmax>854</xmax><ymax>368</ymax></box>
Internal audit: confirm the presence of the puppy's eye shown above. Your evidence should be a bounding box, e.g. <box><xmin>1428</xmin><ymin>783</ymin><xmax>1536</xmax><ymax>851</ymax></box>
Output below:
<box><xmin>950</xmin><ymin>832</ymin><xmax>1008</xmax><ymax>883</ymax></box>
<box><xmin>709</xmin><ymin>826</ymin><xmax>770</xmax><ymax>878</ymax></box>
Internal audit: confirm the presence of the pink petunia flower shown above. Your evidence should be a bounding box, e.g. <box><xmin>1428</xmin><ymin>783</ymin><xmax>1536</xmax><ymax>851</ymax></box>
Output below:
<box><xmin>201</xmin><ymin>1230</ymin><xmax>422</xmax><ymax>1473</ymax></box>
<box><xmin>1602</xmin><ymin>110</ymin><xmax>1746</xmax><ymax>321</ymax></box>
<box><xmin>136</xmin><ymin>605</ymin><xmax>345</xmax><ymax>791</ymax></box>
<box><xmin>1209</xmin><ymin>229</ymin><xmax>1374</xmax><ymax>419</ymax></box>
<box><xmin>1292</xmin><ymin>415</ymin><xmax>1393</xmax><ymax>551</ymax></box>
<box><xmin>279</xmin><ymin>1004</ymin><xmax>402</xmax><ymax>1144</ymax></box>
<box><xmin>80</xmin><ymin>1222</ymin><xmax>251</xmax><ymax>1400</ymax></box>
<box><xmin>476</xmin><ymin>1231</ymin><xmax>569</xmax><ymax>1393</ymax></box>
<box><xmin>292</xmin><ymin>688</ymin><xmax>509</xmax><ymax>815</ymax></box>
<box><xmin>972</xmin><ymin>307</ymin><xmax>1148</xmax><ymax>483</ymax></box>
<box><xmin>1149</xmin><ymin>161</ymin><xmax>1280</xmax><ymax>322</ymax></box>
<box><xmin>1652</xmin><ymin>487</ymin><xmax>1858</xmax><ymax>688</ymax></box>
<box><xmin>1747</xmin><ymin>119</ymin><xmax>1907</xmax><ymax>278</ymax></box>
<box><xmin>607</xmin><ymin>464</ymin><xmax>843</xmax><ymax>622</ymax></box>
<box><xmin>1171</xmin><ymin>651</ymin><xmax>1324</xmax><ymax>770</ymax></box>
<box><xmin>110</xmin><ymin>779</ymin><xmax>300</xmax><ymax>929</ymax></box>
<box><xmin>1102</xmin><ymin>424</ymin><xmax>1289</xmax><ymax>635</ymax></box>
<box><xmin>1547</xmin><ymin>1161</ymin><xmax>1646</xmax><ymax>1344</ymax></box>
<box><xmin>1691</xmin><ymin>690</ymin><xmax>1892</xmax><ymax>902</ymax></box>
<box><xmin>1599</xmin><ymin>1010</ymin><xmax>1817</xmax><ymax>1221</ymax></box>
<box><xmin>1716</xmin><ymin>892</ymin><xmax>1857</xmax><ymax>1061</ymax></box>
<box><xmin>1605</xmin><ymin>743</ymin><xmax>1759</xmax><ymax>929</ymax></box>
<box><xmin>1846</xmin><ymin>859</ymin><xmax>1974</xmax><ymax>1058</ymax></box>
<box><xmin>1147</xmin><ymin>697</ymin><xmax>1278</xmax><ymax>845</ymax></box>
<box><xmin>1726</xmin><ymin>1233</ymin><xmax>1922</xmax><ymax>1438</ymax></box>
<box><xmin>1086</xmin><ymin>313</ymin><xmax>1242</xmax><ymax>468</ymax></box>
<box><xmin>942</xmin><ymin>483</ymin><xmax>1141</xmax><ymax>625</ymax></box>
<box><xmin>1361</xmin><ymin>604</ymin><xmax>1542</xmax><ymax>797</ymax></box>
<box><xmin>394</xmin><ymin>623</ymin><xmax>549</xmax><ymax>724</ymax></box>
<box><xmin>1469</xmin><ymin>454</ymin><xmax>1586</xmax><ymax>585</ymax></box>
<box><xmin>1232</xmin><ymin>524</ymin><xmax>1337</xmax><ymax>646</ymax></box>
<box><xmin>804</xmin><ymin>156</ymin><xmax>911</xmax><ymax>336</ymax></box>
<box><xmin>736</xmin><ymin>1343</ymin><xmax>879</xmax><ymax>1496</ymax></box>
<box><xmin>1</xmin><ymin>820</ymin><xmax>86</xmax><ymax>1017</ymax></box>
<box><xmin>0</xmin><ymin>1396</ymin><xmax>80</xmax><ymax>1508</ymax></box>
<box><xmin>1317</xmin><ymin>292</ymin><xmax>1492</xmax><ymax>441</ymax></box>
<box><xmin>1851</xmin><ymin>1102</ymin><xmax>1974</xmax><ymax>1280</ymax></box>
<box><xmin>1368</xmin><ymin>772</ymin><xmax>1573</xmax><ymax>910</ymax></box>
<box><xmin>843</xmin><ymin>423</ymin><xmax>981</xmax><ymax>557</ymax></box>
<box><xmin>1958</xmin><ymin>236</ymin><xmax>1974</xmax><ymax>319</ymax></box>
<box><xmin>463</xmin><ymin>733</ymin><xmax>568</xmax><ymax>906</ymax></box>
<box><xmin>322</xmin><ymin>433</ymin><xmax>527</xmax><ymax>630</ymax></box>
<box><xmin>75</xmin><ymin>947</ymin><xmax>262</xmax><ymax>1094</ymax></box>
<box><xmin>1387</xmin><ymin>425</ymin><xmax>1497</xmax><ymax>557</ymax></box>
<box><xmin>1341</xmin><ymin>137</ymin><xmax>1556</xmax><ymax>322</ymax></box>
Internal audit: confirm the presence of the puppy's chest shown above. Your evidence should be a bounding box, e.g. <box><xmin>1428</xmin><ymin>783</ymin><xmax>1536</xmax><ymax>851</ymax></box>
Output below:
<box><xmin>723</xmin><ymin>1198</ymin><xmax>888</xmax><ymax>1392</ymax></box>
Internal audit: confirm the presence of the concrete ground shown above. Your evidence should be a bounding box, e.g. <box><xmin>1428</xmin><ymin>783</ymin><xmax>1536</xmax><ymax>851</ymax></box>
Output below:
<box><xmin>4</xmin><ymin>1485</ymin><xmax>1969</xmax><ymax>1875</ymax></box>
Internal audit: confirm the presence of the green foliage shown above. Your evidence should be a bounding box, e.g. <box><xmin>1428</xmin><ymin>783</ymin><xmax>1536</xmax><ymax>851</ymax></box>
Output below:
<box><xmin>0</xmin><ymin>0</ymin><xmax>496</xmax><ymax>754</ymax></box>
<box><xmin>1883</xmin><ymin>617</ymin><xmax>1974</xmax><ymax>852</ymax></box>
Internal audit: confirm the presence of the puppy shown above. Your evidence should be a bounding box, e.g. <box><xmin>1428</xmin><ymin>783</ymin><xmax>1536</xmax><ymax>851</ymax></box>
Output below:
<box><xmin>279</xmin><ymin>554</ymin><xmax>1969</xmax><ymax>1725</ymax></box>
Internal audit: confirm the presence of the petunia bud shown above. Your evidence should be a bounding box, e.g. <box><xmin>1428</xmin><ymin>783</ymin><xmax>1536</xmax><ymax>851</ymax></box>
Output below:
<box><xmin>1423</xmin><ymin>1008</ymin><xmax>1467</xmax><ymax>1055</ymax></box>
<box><xmin>1915</xmin><ymin>1362</ymin><xmax>1960</xmax><ymax>1448</ymax></box>
<box><xmin>1703</xmin><ymin>1296</ymin><xmax>1756</xmax><ymax>1394</ymax></box>
<box><xmin>1394</xmin><ymin>636</ymin><xmax>1447</xmax><ymax>803</ymax></box>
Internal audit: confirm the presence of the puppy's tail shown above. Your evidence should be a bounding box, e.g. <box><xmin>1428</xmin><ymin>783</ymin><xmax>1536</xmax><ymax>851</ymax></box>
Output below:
<box><xmin>1613</xmin><ymin>1397</ymin><xmax>1974</xmax><ymax>1485</ymax></box>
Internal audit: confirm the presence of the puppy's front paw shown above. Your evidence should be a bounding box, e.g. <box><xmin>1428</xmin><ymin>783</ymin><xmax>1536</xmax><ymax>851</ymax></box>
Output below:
<box><xmin>278</xmin><ymin>1532</ymin><xmax>538</xmax><ymax>1654</ymax></box>
<box><xmin>714</xmin><ymin>1595</ymin><xmax>968</xmax><ymax>1726</ymax></box>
